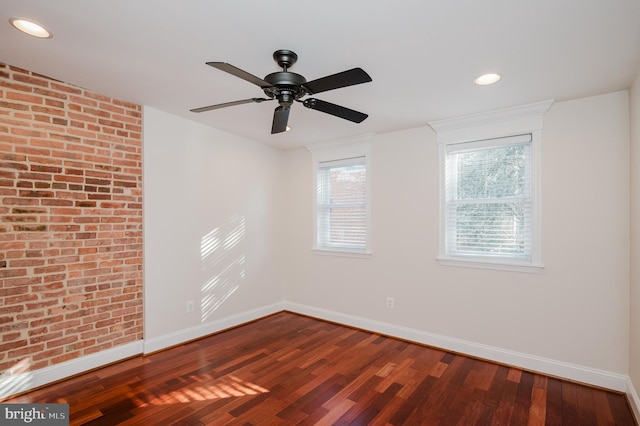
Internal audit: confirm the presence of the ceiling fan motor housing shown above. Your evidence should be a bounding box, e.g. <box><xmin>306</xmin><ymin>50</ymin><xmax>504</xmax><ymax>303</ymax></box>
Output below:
<box><xmin>263</xmin><ymin>71</ymin><xmax>307</xmax><ymax>107</ymax></box>
<box><xmin>264</xmin><ymin>50</ymin><xmax>309</xmax><ymax>107</ymax></box>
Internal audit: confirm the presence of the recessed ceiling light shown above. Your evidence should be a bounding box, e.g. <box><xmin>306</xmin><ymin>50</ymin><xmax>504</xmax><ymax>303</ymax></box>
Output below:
<box><xmin>9</xmin><ymin>18</ymin><xmax>52</xmax><ymax>39</ymax></box>
<box><xmin>474</xmin><ymin>73</ymin><xmax>501</xmax><ymax>86</ymax></box>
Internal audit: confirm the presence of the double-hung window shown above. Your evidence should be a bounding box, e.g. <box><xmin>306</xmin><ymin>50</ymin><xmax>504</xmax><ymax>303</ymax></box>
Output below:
<box><xmin>316</xmin><ymin>157</ymin><xmax>367</xmax><ymax>251</ymax></box>
<box><xmin>430</xmin><ymin>101</ymin><xmax>551</xmax><ymax>271</ymax></box>
<box><xmin>444</xmin><ymin>134</ymin><xmax>532</xmax><ymax>261</ymax></box>
<box><xmin>307</xmin><ymin>134</ymin><xmax>372</xmax><ymax>256</ymax></box>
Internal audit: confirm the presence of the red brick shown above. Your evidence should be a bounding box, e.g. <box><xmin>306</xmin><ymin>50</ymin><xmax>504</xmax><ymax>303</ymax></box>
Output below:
<box><xmin>0</xmin><ymin>306</ymin><xmax>24</xmax><ymax>315</ymax></box>
<box><xmin>0</xmin><ymin>268</ymin><xmax>27</xmax><ymax>278</ymax></box>
<box><xmin>1</xmin><ymin>63</ymin><xmax>142</xmax><ymax>378</ymax></box>
<box><xmin>84</xmin><ymin>92</ymin><xmax>110</xmax><ymax>102</ymax></box>
<box><xmin>3</xmin><ymin>214</ymin><xmax>38</xmax><ymax>222</ymax></box>
<box><xmin>46</xmin><ymin>335</ymin><xmax>78</xmax><ymax>349</ymax></box>
<box><xmin>19</xmin><ymin>189</ymin><xmax>54</xmax><ymax>198</ymax></box>
<box><xmin>0</xmin><ymin>321</ymin><xmax>28</xmax><ymax>333</ymax></box>
<box><xmin>3</xmin><ymin>332</ymin><xmax>23</xmax><ymax>342</ymax></box>
<box><xmin>10</xmin><ymin>344</ymin><xmax>45</xmax><ymax>358</ymax></box>
<box><xmin>13</xmin><ymin>73</ymin><xmax>49</xmax><ymax>87</ymax></box>
<box><xmin>6</xmin><ymin>91</ymin><xmax>43</xmax><ymax>104</ymax></box>
<box><xmin>32</xmin><ymin>348</ymin><xmax>64</xmax><ymax>361</ymax></box>
<box><xmin>1</xmin><ymin>277</ymin><xmax>41</xmax><ymax>288</ymax></box>
<box><xmin>0</xmin><ymin>339</ymin><xmax>28</xmax><ymax>353</ymax></box>
<box><xmin>14</xmin><ymin>146</ymin><xmax>52</xmax><ymax>157</ymax></box>
<box><xmin>0</xmin><ymin>101</ymin><xmax>29</xmax><ymax>111</ymax></box>
<box><xmin>9</xmin><ymin>259</ymin><xmax>45</xmax><ymax>267</ymax></box>
<box><xmin>28</xmin><ymin>326</ymin><xmax>49</xmax><ymax>337</ymax></box>
<box><xmin>42</xmin><ymin>273</ymin><xmax>67</xmax><ymax>283</ymax></box>
<box><xmin>33</xmin><ymin>87</ymin><xmax>67</xmax><ymax>101</ymax></box>
<box><xmin>5</xmin><ymin>293</ymin><xmax>39</xmax><ymax>305</ymax></box>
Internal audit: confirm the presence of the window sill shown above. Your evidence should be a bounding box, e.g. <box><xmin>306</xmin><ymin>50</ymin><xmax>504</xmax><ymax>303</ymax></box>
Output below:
<box><xmin>437</xmin><ymin>256</ymin><xmax>544</xmax><ymax>273</ymax></box>
<box><xmin>312</xmin><ymin>248</ymin><xmax>372</xmax><ymax>259</ymax></box>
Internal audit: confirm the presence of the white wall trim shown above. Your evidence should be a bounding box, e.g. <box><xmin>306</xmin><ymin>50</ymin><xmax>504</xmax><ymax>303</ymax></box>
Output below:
<box><xmin>143</xmin><ymin>302</ymin><xmax>285</xmax><ymax>354</ymax></box>
<box><xmin>283</xmin><ymin>301</ymin><xmax>629</xmax><ymax>392</ymax></box>
<box><xmin>436</xmin><ymin>256</ymin><xmax>544</xmax><ymax>273</ymax></box>
<box><xmin>432</xmin><ymin>102</ymin><xmax>548</xmax><ymax>271</ymax></box>
<box><xmin>1</xmin><ymin>304</ymin><xmax>285</xmax><ymax>400</ymax></box>
<box><xmin>304</xmin><ymin>132</ymin><xmax>375</xmax><ymax>159</ymax></box>
<box><xmin>627</xmin><ymin>376</ymin><xmax>640</xmax><ymax>424</ymax></box>
<box><xmin>306</xmin><ymin>133</ymin><xmax>374</xmax><ymax>255</ymax></box>
<box><xmin>428</xmin><ymin>100</ymin><xmax>553</xmax><ymax>144</ymax></box>
<box><xmin>3</xmin><ymin>303</ymin><xmax>636</xmax><ymax>406</ymax></box>
<box><xmin>0</xmin><ymin>340</ymin><xmax>143</xmax><ymax>400</ymax></box>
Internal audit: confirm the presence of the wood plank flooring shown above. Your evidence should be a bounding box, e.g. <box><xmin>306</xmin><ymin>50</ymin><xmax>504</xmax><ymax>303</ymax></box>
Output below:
<box><xmin>6</xmin><ymin>311</ymin><xmax>637</xmax><ymax>425</ymax></box>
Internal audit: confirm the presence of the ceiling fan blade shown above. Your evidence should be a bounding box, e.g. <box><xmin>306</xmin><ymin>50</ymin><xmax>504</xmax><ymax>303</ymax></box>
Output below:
<box><xmin>302</xmin><ymin>98</ymin><xmax>368</xmax><ymax>123</ymax></box>
<box><xmin>303</xmin><ymin>68</ymin><xmax>372</xmax><ymax>95</ymax></box>
<box><xmin>190</xmin><ymin>98</ymin><xmax>271</xmax><ymax>113</ymax></box>
<box><xmin>271</xmin><ymin>106</ymin><xmax>290</xmax><ymax>134</ymax></box>
<box><xmin>206</xmin><ymin>62</ymin><xmax>272</xmax><ymax>88</ymax></box>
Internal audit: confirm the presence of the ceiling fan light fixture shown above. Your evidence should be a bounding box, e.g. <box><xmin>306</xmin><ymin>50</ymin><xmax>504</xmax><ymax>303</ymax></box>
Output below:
<box><xmin>9</xmin><ymin>18</ymin><xmax>52</xmax><ymax>38</ymax></box>
<box><xmin>474</xmin><ymin>73</ymin><xmax>501</xmax><ymax>85</ymax></box>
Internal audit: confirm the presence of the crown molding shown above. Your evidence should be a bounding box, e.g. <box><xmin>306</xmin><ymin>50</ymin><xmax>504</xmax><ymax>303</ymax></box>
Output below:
<box><xmin>429</xmin><ymin>100</ymin><xmax>554</xmax><ymax>144</ymax></box>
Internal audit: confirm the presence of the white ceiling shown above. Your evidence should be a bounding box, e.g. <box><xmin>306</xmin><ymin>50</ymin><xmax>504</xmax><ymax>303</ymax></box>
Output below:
<box><xmin>2</xmin><ymin>1</ymin><xmax>640</xmax><ymax>150</ymax></box>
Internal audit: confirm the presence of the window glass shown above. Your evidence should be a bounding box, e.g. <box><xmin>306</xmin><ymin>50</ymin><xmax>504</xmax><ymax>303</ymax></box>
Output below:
<box><xmin>445</xmin><ymin>135</ymin><xmax>532</xmax><ymax>261</ymax></box>
<box><xmin>317</xmin><ymin>158</ymin><xmax>367</xmax><ymax>251</ymax></box>
<box><xmin>429</xmin><ymin>100</ymin><xmax>551</xmax><ymax>271</ymax></box>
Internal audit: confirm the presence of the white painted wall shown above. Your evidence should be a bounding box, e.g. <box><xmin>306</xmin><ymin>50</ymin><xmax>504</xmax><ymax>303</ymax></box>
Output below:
<box><xmin>282</xmin><ymin>92</ymin><xmax>630</xmax><ymax>375</ymax></box>
<box><xmin>630</xmin><ymin>69</ymin><xmax>640</xmax><ymax>409</ymax></box>
<box><xmin>143</xmin><ymin>107</ymin><xmax>284</xmax><ymax>344</ymax></box>
<box><xmin>140</xmin><ymin>90</ymin><xmax>634</xmax><ymax>395</ymax></box>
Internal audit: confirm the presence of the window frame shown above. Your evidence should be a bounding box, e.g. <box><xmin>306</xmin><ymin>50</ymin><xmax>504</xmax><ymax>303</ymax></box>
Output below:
<box><xmin>316</xmin><ymin>157</ymin><xmax>368</xmax><ymax>252</ymax></box>
<box><xmin>306</xmin><ymin>134</ymin><xmax>373</xmax><ymax>258</ymax></box>
<box><xmin>443</xmin><ymin>133</ymin><xmax>536</xmax><ymax>266</ymax></box>
<box><xmin>429</xmin><ymin>101</ymin><xmax>552</xmax><ymax>272</ymax></box>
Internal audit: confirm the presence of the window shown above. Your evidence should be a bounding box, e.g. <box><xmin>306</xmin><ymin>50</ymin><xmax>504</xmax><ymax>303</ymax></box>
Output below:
<box><xmin>316</xmin><ymin>157</ymin><xmax>367</xmax><ymax>251</ymax></box>
<box><xmin>306</xmin><ymin>134</ymin><xmax>372</xmax><ymax>256</ymax></box>
<box><xmin>429</xmin><ymin>100</ymin><xmax>552</xmax><ymax>271</ymax></box>
<box><xmin>444</xmin><ymin>134</ymin><xmax>532</xmax><ymax>261</ymax></box>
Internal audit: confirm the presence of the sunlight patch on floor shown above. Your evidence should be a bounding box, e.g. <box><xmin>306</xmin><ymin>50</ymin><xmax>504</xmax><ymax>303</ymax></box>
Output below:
<box><xmin>131</xmin><ymin>375</ymin><xmax>268</xmax><ymax>407</ymax></box>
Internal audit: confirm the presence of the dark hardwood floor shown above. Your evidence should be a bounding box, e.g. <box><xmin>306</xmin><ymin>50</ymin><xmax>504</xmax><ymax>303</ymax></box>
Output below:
<box><xmin>6</xmin><ymin>312</ymin><xmax>637</xmax><ymax>425</ymax></box>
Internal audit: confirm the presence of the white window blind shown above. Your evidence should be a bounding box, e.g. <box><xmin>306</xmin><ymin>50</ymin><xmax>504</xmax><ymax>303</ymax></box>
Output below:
<box><xmin>445</xmin><ymin>134</ymin><xmax>532</xmax><ymax>260</ymax></box>
<box><xmin>316</xmin><ymin>157</ymin><xmax>367</xmax><ymax>251</ymax></box>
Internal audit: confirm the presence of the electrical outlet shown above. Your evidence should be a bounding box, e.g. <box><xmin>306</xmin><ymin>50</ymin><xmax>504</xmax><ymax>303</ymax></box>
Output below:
<box><xmin>386</xmin><ymin>297</ymin><xmax>394</xmax><ymax>309</ymax></box>
<box><xmin>186</xmin><ymin>300</ymin><xmax>195</xmax><ymax>313</ymax></box>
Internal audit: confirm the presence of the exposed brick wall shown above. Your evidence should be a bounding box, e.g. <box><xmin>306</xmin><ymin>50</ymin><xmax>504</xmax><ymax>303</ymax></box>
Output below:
<box><xmin>0</xmin><ymin>63</ymin><xmax>143</xmax><ymax>373</ymax></box>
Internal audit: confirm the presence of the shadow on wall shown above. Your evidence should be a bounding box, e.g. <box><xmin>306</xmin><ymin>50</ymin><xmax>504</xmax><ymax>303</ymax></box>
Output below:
<box><xmin>200</xmin><ymin>215</ymin><xmax>246</xmax><ymax>322</ymax></box>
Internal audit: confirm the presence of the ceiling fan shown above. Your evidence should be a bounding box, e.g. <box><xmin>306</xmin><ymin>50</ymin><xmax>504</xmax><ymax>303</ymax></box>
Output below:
<box><xmin>190</xmin><ymin>49</ymin><xmax>372</xmax><ymax>134</ymax></box>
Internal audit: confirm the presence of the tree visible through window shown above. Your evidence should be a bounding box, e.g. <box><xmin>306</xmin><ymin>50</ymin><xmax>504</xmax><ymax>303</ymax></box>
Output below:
<box><xmin>431</xmin><ymin>100</ymin><xmax>550</xmax><ymax>271</ymax></box>
<box><xmin>445</xmin><ymin>134</ymin><xmax>532</xmax><ymax>260</ymax></box>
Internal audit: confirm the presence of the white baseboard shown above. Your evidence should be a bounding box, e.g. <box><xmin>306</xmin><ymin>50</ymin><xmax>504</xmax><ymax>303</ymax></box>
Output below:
<box><xmin>1</xmin><ymin>303</ymin><xmax>284</xmax><ymax>400</ymax></box>
<box><xmin>0</xmin><ymin>340</ymin><xmax>143</xmax><ymax>400</ymax></box>
<box><xmin>283</xmin><ymin>301</ymin><xmax>629</xmax><ymax>392</ymax></box>
<box><xmin>627</xmin><ymin>376</ymin><xmax>640</xmax><ymax>424</ymax></box>
<box><xmin>143</xmin><ymin>302</ymin><xmax>285</xmax><ymax>354</ymax></box>
<box><xmin>3</xmin><ymin>301</ymin><xmax>634</xmax><ymax>408</ymax></box>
